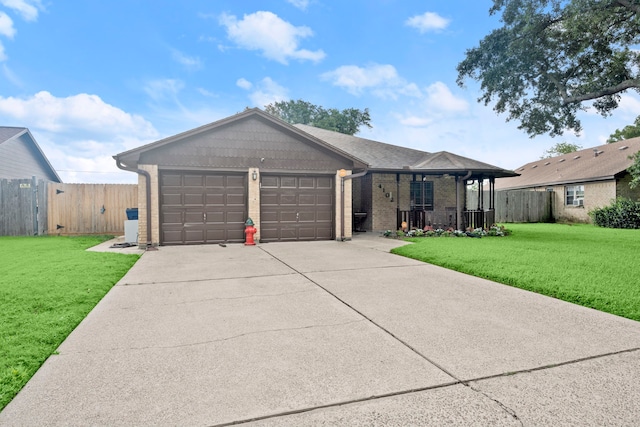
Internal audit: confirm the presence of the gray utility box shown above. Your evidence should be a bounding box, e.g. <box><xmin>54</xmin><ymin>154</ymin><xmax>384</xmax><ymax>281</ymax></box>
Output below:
<box><xmin>124</xmin><ymin>220</ymin><xmax>139</xmax><ymax>244</ymax></box>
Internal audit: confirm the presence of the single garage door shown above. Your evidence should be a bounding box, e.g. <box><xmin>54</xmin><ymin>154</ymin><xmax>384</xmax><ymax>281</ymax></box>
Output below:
<box><xmin>260</xmin><ymin>175</ymin><xmax>334</xmax><ymax>242</ymax></box>
<box><xmin>160</xmin><ymin>172</ymin><xmax>247</xmax><ymax>245</ymax></box>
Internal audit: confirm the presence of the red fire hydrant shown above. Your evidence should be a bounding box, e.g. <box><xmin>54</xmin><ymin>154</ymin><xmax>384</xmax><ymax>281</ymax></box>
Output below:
<box><xmin>244</xmin><ymin>218</ymin><xmax>257</xmax><ymax>246</ymax></box>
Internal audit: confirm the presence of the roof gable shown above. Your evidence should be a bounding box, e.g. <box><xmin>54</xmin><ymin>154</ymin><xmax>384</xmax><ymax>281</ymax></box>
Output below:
<box><xmin>115</xmin><ymin>108</ymin><xmax>367</xmax><ymax>171</ymax></box>
<box><xmin>0</xmin><ymin>127</ymin><xmax>62</xmax><ymax>182</ymax></box>
<box><xmin>495</xmin><ymin>137</ymin><xmax>640</xmax><ymax>190</ymax></box>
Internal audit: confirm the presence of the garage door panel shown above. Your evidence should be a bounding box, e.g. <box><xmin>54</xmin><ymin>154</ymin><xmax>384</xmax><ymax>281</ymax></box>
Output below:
<box><xmin>184</xmin><ymin>228</ymin><xmax>205</xmax><ymax>243</ymax></box>
<box><xmin>317</xmin><ymin>177</ymin><xmax>333</xmax><ymax>189</ymax></box>
<box><xmin>227</xmin><ymin>194</ymin><xmax>245</xmax><ymax>205</ymax></box>
<box><xmin>279</xmin><ymin>194</ymin><xmax>297</xmax><ymax>205</ymax></box>
<box><xmin>162</xmin><ymin>193</ymin><xmax>182</xmax><ymax>206</ymax></box>
<box><xmin>205</xmin><ymin>193</ymin><xmax>225</xmax><ymax>205</ymax></box>
<box><xmin>162</xmin><ymin>174</ymin><xmax>182</xmax><ymax>186</ymax></box>
<box><xmin>184</xmin><ymin>193</ymin><xmax>204</xmax><ymax>206</ymax></box>
<box><xmin>279</xmin><ymin>227</ymin><xmax>297</xmax><ymax>240</ymax></box>
<box><xmin>205</xmin><ymin>211</ymin><xmax>224</xmax><ymax>224</ymax></box>
<box><xmin>227</xmin><ymin>211</ymin><xmax>246</xmax><ymax>223</ymax></box>
<box><xmin>280</xmin><ymin>211</ymin><xmax>298</xmax><ymax>222</ymax></box>
<box><xmin>298</xmin><ymin>211</ymin><xmax>316</xmax><ymax>222</ymax></box>
<box><xmin>298</xmin><ymin>194</ymin><xmax>316</xmax><ymax>205</ymax></box>
<box><xmin>205</xmin><ymin>175</ymin><xmax>225</xmax><ymax>187</ymax></box>
<box><xmin>259</xmin><ymin>227</ymin><xmax>278</xmax><ymax>240</ymax></box>
<box><xmin>226</xmin><ymin>175</ymin><xmax>246</xmax><ymax>188</ymax></box>
<box><xmin>161</xmin><ymin>172</ymin><xmax>246</xmax><ymax>245</ymax></box>
<box><xmin>281</xmin><ymin>177</ymin><xmax>297</xmax><ymax>188</ymax></box>
<box><xmin>299</xmin><ymin>177</ymin><xmax>315</xmax><ymax>188</ymax></box>
<box><xmin>183</xmin><ymin>175</ymin><xmax>205</xmax><ymax>186</ymax></box>
<box><xmin>162</xmin><ymin>230</ymin><xmax>183</xmax><ymax>245</ymax></box>
<box><xmin>261</xmin><ymin>176</ymin><xmax>279</xmax><ymax>188</ymax></box>
<box><xmin>298</xmin><ymin>227</ymin><xmax>318</xmax><ymax>239</ymax></box>
<box><xmin>316</xmin><ymin>226</ymin><xmax>333</xmax><ymax>239</ymax></box>
<box><xmin>261</xmin><ymin>193</ymin><xmax>278</xmax><ymax>206</ymax></box>
<box><xmin>316</xmin><ymin>211</ymin><xmax>332</xmax><ymax>222</ymax></box>
<box><xmin>260</xmin><ymin>174</ymin><xmax>334</xmax><ymax>242</ymax></box>
<box><xmin>317</xmin><ymin>194</ymin><xmax>332</xmax><ymax>205</ymax></box>
<box><xmin>163</xmin><ymin>211</ymin><xmax>183</xmax><ymax>224</ymax></box>
<box><xmin>184</xmin><ymin>211</ymin><xmax>203</xmax><ymax>223</ymax></box>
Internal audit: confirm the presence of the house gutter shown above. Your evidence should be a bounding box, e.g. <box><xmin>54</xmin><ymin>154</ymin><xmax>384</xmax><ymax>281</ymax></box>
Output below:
<box><xmin>115</xmin><ymin>158</ymin><xmax>157</xmax><ymax>251</ymax></box>
<box><xmin>340</xmin><ymin>168</ymin><xmax>369</xmax><ymax>241</ymax></box>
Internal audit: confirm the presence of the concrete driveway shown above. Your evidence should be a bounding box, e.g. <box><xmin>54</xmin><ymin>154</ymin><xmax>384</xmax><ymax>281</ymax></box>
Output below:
<box><xmin>1</xmin><ymin>235</ymin><xmax>639</xmax><ymax>426</ymax></box>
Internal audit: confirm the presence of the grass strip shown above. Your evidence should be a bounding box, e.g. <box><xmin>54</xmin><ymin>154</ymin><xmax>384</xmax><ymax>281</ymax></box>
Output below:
<box><xmin>0</xmin><ymin>235</ymin><xmax>139</xmax><ymax>411</ymax></box>
<box><xmin>392</xmin><ymin>223</ymin><xmax>640</xmax><ymax>322</ymax></box>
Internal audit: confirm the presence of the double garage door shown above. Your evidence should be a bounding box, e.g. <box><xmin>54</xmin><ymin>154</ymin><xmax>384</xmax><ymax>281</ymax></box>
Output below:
<box><xmin>160</xmin><ymin>172</ymin><xmax>333</xmax><ymax>245</ymax></box>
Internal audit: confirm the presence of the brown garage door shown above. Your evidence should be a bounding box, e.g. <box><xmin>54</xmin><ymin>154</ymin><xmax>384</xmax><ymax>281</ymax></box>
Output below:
<box><xmin>260</xmin><ymin>175</ymin><xmax>334</xmax><ymax>242</ymax></box>
<box><xmin>160</xmin><ymin>172</ymin><xmax>247</xmax><ymax>245</ymax></box>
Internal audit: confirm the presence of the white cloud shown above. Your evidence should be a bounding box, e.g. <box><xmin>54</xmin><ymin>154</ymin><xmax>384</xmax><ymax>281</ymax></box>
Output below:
<box><xmin>321</xmin><ymin>63</ymin><xmax>422</xmax><ymax>99</ymax></box>
<box><xmin>0</xmin><ymin>0</ymin><xmax>42</xmax><ymax>21</ymax></box>
<box><xmin>219</xmin><ymin>11</ymin><xmax>325</xmax><ymax>64</ymax></box>
<box><xmin>171</xmin><ymin>49</ymin><xmax>202</xmax><ymax>70</ymax></box>
<box><xmin>237</xmin><ymin>77</ymin><xmax>288</xmax><ymax>107</ymax></box>
<box><xmin>143</xmin><ymin>79</ymin><xmax>184</xmax><ymax>102</ymax></box>
<box><xmin>236</xmin><ymin>77</ymin><xmax>253</xmax><ymax>90</ymax></box>
<box><xmin>0</xmin><ymin>91</ymin><xmax>158</xmax><ymax>138</ymax></box>
<box><xmin>399</xmin><ymin>115</ymin><xmax>432</xmax><ymax>127</ymax></box>
<box><xmin>617</xmin><ymin>93</ymin><xmax>640</xmax><ymax>117</ymax></box>
<box><xmin>0</xmin><ymin>11</ymin><xmax>16</xmax><ymax>38</ymax></box>
<box><xmin>2</xmin><ymin>63</ymin><xmax>21</xmax><ymax>84</ymax></box>
<box><xmin>287</xmin><ymin>0</ymin><xmax>310</xmax><ymax>10</ymax></box>
<box><xmin>0</xmin><ymin>91</ymin><xmax>159</xmax><ymax>183</ymax></box>
<box><xmin>405</xmin><ymin>12</ymin><xmax>450</xmax><ymax>33</ymax></box>
<box><xmin>197</xmin><ymin>87</ymin><xmax>217</xmax><ymax>97</ymax></box>
<box><xmin>425</xmin><ymin>82</ymin><xmax>469</xmax><ymax>113</ymax></box>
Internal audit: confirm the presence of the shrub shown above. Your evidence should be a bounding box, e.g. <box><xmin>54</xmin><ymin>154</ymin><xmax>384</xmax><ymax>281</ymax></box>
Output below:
<box><xmin>589</xmin><ymin>198</ymin><xmax>640</xmax><ymax>229</ymax></box>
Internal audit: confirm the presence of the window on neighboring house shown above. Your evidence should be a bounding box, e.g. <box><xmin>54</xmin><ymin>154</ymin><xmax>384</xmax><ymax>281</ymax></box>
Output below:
<box><xmin>410</xmin><ymin>179</ymin><xmax>434</xmax><ymax>210</ymax></box>
<box><xmin>565</xmin><ymin>185</ymin><xmax>585</xmax><ymax>206</ymax></box>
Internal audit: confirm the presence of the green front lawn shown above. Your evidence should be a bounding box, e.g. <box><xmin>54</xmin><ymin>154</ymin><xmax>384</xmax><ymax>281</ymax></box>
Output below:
<box><xmin>0</xmin><ymin>236</ymin><xmax>139</xmax><ymax>411</ymax></box>
<box><xmin>394</xmin><ymin>223</ymin><xmax>640</xmax><ymax>322</ymax></box>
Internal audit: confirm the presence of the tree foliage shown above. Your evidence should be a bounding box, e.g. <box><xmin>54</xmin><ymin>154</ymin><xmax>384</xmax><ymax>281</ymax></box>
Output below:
<box><xmin>607</xmin><ymin>115</ymin><xmax>640</xmax><ymax>143</ymax></box>
<box><xmin>540</xmin><ymin>141</ymin><xmax>583</xmax><ymax>158</ymax></box>
<box><xmin>264</xmin><ymin>99</ymin><xmax>372</xmax><ymax>135</ymax></box>
<box><xmin>457</xmin><ymin>0</ymin><xmax>640</xmax><ymax>137</ymax></box>
<box><xmin>627</xmin><ymin>150</ymin><xmax>640</xmax><ymax>189</ymax></box>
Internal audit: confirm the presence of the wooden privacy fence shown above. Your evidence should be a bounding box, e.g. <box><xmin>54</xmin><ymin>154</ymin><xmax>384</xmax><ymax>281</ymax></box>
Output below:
<box><xmin>0</xmin><ymin>177</ymin><xmax>48</xmax><ymax>236</ymax></box>
<box><xmin>467</xmin><ymin>190</ymin><xmax>552</xmax><ymax>223</ymax></box>
<box><xmin>47</xmin><ymin>183</ymin><xmax>138</xmax><ymax>235</ymax></box>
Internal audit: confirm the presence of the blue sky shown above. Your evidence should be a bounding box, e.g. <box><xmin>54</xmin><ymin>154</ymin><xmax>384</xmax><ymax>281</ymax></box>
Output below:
<box><xmin>1</xmin><ymin>0</ymin><xmax>638</xmax><ymax>183</ymax></box>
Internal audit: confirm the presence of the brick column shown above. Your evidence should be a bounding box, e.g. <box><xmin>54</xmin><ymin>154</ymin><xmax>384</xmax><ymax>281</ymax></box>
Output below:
<box><xmin>247</xmin><ymin>168</ymin><xmax>261</xmax><ymax>242</ymax></box>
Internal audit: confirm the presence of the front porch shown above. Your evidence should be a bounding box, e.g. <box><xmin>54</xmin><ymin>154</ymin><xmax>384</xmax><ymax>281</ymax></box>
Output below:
<box><xmin>398</xmin><ymin>208</ymin><xmax>496</xmax><ymax>231</ymax></box>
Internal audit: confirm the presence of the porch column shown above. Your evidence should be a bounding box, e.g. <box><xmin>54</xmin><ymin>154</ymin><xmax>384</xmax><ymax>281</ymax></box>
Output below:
<box><xmin>456</xmin><ymin>175</ymin><xmax>464</xmax><ymax>230</ymax></box>
<box><xmin>489</xmin><ymin>177</ymin><xmax>495</xmax><ymax>210</ymax></box>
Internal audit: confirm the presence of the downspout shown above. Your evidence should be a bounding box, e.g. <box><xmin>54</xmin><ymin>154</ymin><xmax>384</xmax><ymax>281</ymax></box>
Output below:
<box><xmin>115</xmin><ymin>158</ymin><xmax>157</xmax><ymax>251</ymax></box>
<box><xmin>340</xmin><ymin>168</ymin><xmax>369</xmax><ymax>241</ymax></box>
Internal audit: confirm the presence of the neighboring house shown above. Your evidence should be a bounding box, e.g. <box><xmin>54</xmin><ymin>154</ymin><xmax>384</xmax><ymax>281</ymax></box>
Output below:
<box><xmin>113</xmin><ymin>108</ymin><xmax>516</xmax><ymax>247</ymax></box>
<box><xmin>0</xmin><ymin>127</ymin><xmax>62</xmax><ymax>182</ymax></box>
<box><xmin>494</xmin><ymin>137</ymin><xmax>640</xmax><ymax>223</ymax></box>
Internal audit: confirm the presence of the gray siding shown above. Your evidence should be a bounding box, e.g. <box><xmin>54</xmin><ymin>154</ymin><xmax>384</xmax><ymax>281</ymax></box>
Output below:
<box><xmin>0</xmin><ymin>134</ymin><xmax>59</xmax><ymax>181</ymax></box>
<box><xmin>140</xmin><ymin>116</ymin><xmax>353</xmax><ymax>173</ymax></box>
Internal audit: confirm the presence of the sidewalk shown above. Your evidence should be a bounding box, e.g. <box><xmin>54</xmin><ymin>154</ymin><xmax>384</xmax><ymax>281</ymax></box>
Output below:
<box><xmin>1</xmin><ymin>235</ymin><xmax>639</xmax><ymax>426</ymax></box>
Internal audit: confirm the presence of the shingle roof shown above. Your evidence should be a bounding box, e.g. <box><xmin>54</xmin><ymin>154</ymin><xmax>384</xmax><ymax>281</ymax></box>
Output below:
<box><xmin>0</xmin><ymin>126</ymin><xmax>27</xmax><ymax>143</ymax></box>
<box><xmin>294</xmin><ymin>124</ymin><xmax>517</xmax><ymax>177</ymax></box>
<box><xmin>494</xmin><ymin>137</ymin><xmax>640</xmax><ymax>190</ymax></box>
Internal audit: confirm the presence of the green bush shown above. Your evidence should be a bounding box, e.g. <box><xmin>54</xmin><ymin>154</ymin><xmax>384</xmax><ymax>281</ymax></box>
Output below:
<box><xmin>589</xmin><ymin>198</ymin><xmax>640</xmax><ymax>229</ymax></box>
